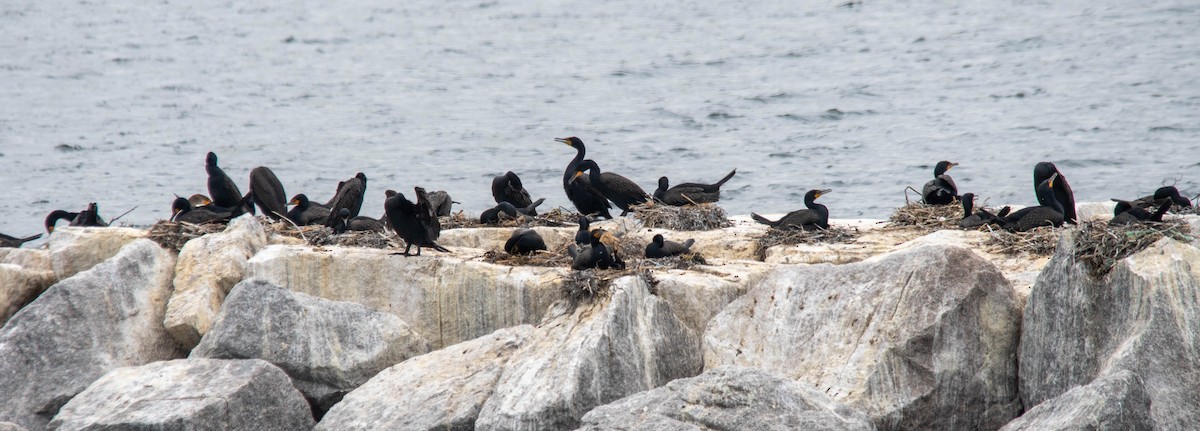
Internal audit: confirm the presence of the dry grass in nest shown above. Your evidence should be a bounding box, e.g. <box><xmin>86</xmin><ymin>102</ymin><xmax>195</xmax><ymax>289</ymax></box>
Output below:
<box><xmin>754</xmin><ymin>226</ymin><xmax>860</xmax><ymax>259</ymax></box>
<box><xmin>633</xmin><ymin>202</ymin><xmax>732</xmax><ymax>231</ymax></box>
<box><xmin>440</xmin><ymin>207</ymin><xmax>579</xmax><ymax>230</ymax></box>
<box><xmin>1073</xmin><ymin>220</ymin><xmax>1194</xmax><ymax>278</ymax></box>
<box><xmin>264</xmin><ymin>219</ymin><xmax>393</xmax><ymax>249</ymax></box>
<box><xmin>482</xmin><ymin>241</ymin><xmax>575</xmax><ymax>268</ymax></box>
<box><xmin>886</xmin><ymin>203</ymin><xmax>962</xmax><ymax>231</ymax></box>
<box><xmin>561</xmin><ymin>268</ymin><xmax>657</xmax><ymax>304</ymax></box>
<box><xmin>982</xmin><ymin>226</ymin><xmax>1061</xmax><ymax>257</ymax></box>
<box><xmin>148</xmin><ymin>221</ymin><xmax>225</xmax><ymax>252</ymax></box>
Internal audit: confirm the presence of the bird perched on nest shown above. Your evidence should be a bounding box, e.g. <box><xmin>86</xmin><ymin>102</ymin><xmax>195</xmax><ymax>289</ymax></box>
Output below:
<box><xmin>557</xmin><ymin>137</ymin><xmax>613</xmax><ymax>219</ymax></box>
<box><xmin>385</xmin><ymin>188</ymin><xmax>450</xmax><ymax>256</ymax></box>
<box><xmin>505</xmin><ymin>228</ymin><xmax>547</xmax><ymax>255</ymax></box>
<box><xmin>492</xmin><ymin>171</ymin><xmax>534</xmax><ymax>208</ymax></box>
<box><xmin>921</xmin><ymin>161</ymin><xmax>958</xmax><ymax>205</ymax></box>
<box><xmin>751</xmin><ymin>189</ymin><xmax>831</xmax><ymax>231</ymax></box>
<box><xmin>1109</xmin><ymin>198</ymin><xmax>1172</xmax><ymax>226</ymax></box>
<box><xmin>574</xmin><ymin>159</ymin><xmax>651</xmax><ymax>216</ymax></box>
<box><xmin>654</xmin><ymin>169</ymin><xmax>737</xmax><ymax>206</ymax></box>
<box><xmin>171</xmin><ymin>192</ymin><xmax>254</xmax><ymax>225</ymax></box>
<box><xmin>325</xmin><ymin>173</ymin><xmax>367</xmax><ymax>227</ymax></box>
<box><xmin>568</xmin><ymin>228</ymin><xmax>624</xmax><ymax>270</ymax></box>
<box><xmin>645</xmin><ymin>234</ymin><xmax>695</xmax><ymax>259</ymax></box>
<box><xmin>249</xmin><ymin>166</ymin><xmax>287</xmax><ymax>220</ymax></box>
<box><xmin>45</xmin><ymin>202</ymin><xmax>109</xmax><ymax>233</ymax></box>
<box><xmin>1130</xmin><ymin>186</ymin><xmax>1193</xmax><ymax>213</ymax></box>
<box><xmin>957</xmin><ymin>193</ymin><xmax>1009</xmax><ymax>229</ymax></box>
<box><xmin>1001</xmin><ymin>173</ymin><xmax>1065</xmax><ymax>232</ymax></box>
<box><xmin>286</xmin><ymin>194</ymin><xmax>331</xmax><ymax>226</ymax></box>
<box><xmin>1034</xmin><ymin>162</ymin><xmax>1076</xmax><ymax>224</ymax></box>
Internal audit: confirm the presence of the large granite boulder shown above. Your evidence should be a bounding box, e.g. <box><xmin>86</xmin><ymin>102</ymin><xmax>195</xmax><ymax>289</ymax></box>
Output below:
<box><xmin>163</xmin><ymin>215</ymin><xmax>268</xmax><ymax>349</ymax></box>
<box><xmin>46</xmin><ymin>227</ymin><xmax>147</xmax><ymax>280</ymax></box>
<box><xmin>649</xmin><ymin>267</ymin><xmax>758</xmax><ymax>335</ymax></box>
<box><xmin>1000</xmin><ymin>370</ymin><xmax>1154</xmax><ymax>431</ymax></box>
<box><xmin>578</xmin><ymin>366</ymin><xmax>873</xmax><ymax>431</ymax></box>
<box><xmin>1019</xmin><ymin>235</ymin><xmax>1200</xmax><ymax>429</ymax></box>
<box><xmin>47</xmin><ymin>358</ymin><xmax>314</xmax><ymax>431</ymax></box>
<box><xmin>0</xmin><ymin>240</ymin><xmax>185</xmax><ymax>429</ymax></box>
<box><xmin>0</xmin><ymin>247</ymin><xmax>52</xmax><ymax>272</ymax></box>
<box><xmin>476</xmin><ymin>276</ymin><xmax>702</xmax><ymax>431</ymax></box>
<box><xmin>0</xmin><ymin>264</ymin><xmax>55</xmax><ymax>327</ymax></box>
<box><xmin>192</xmin><ymin>278</ymin><xmax>431</xmax><ymax>416</ymax></box>
<box><xmin>246</xmin><ymin>244</ymin><xmax>566</xmax><ymax>349</ymax></box>
<box><xmin>704</xmin><ymin>245</ymin><xmax>1022</xmax><ymax>430</ymax></box>
<box><xmin>318</xmin><ymin>325</ymin><xmax>534</xmax><ymax>430</ymax></box>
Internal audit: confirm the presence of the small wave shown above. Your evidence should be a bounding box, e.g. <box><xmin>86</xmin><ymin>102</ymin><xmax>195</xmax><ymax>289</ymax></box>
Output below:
<box><xmin>55</xmin><ymin>144</ymin><xmax>85</xmax><ymax>152</ymax></box>
<box><xmin>777</xmin><ymin>113</ymin><xmax>814</xmax><ymax>123</ymax></box>
<box><xmin>707</xmin><ymin>112</ymin><xmax>741</xmax><ymax>120</ymax></box>
<box><xmin>1149</xmin><ymin>125</ymin><xmax>1187</xmax><ymax>132</ymax></box>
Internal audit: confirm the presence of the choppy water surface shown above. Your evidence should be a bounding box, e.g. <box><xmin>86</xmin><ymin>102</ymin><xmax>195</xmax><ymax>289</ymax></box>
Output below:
<box><xmin>2</xmin><ymin>0</ymin><xmax>1199</xmax><ymax>239</ymax></box>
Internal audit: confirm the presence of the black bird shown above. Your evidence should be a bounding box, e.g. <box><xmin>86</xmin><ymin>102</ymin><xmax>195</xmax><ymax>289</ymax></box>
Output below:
<box><xmin>567</xmin><ymin>228</ymin><xmax>620</xmax><ymax>270</ymax></box>
<box><xmin>957</xmin><ymin>193</ymin><xmax>1008</xmax><ymax>229</ymax></box>
<box><xmin>206</xmin><ymin>152</ymin><xmax>247</xmax><ymax>212</ymax></box>
<box><xmin>751</xmin><ymin>189</ymin><xmax>832</xmax><ymax>231</ymax></box>
<box><xmin>425</xmin><ymin>190</ymin><xmax>455</xmax><ymax>217</ymax></box>
<box><xmin>921</xmin><ymin>161</ymin><xmax>958</xmax><ymax>205</ymax></box>
<box><xmin>1002</xmin><ymin>173</ymin><xmax>1065</xmax><ymax>232</ymax></box>
<box><xmin>480</xmin><ymin>202</ymin><xmax>523</xmax><ymax>224</ymax></box>
<box><xmin>492</xmin><ymin>171</ymin><xmax>534</xmax><ymax>208</ymax></box>
<box><xmin>187</xmin><ymin>194</ymin><xmax>212</xmax><ymax>207</ymax></box>
<box><xmin>0</xmin><ymin>233</ymin><xmax>42</xmax><ymax>248</ymax></box>
<box><xmin>574</xmin><ymin>216</ymin><xmax>591</xmax><ymax>245</ymax></box>
<box><xmin>325</xmin><ymin>173</ymin><xmax>367</xmax><ymax>227</ymax></box>
<box><xmin>45</xmin><ymin>203</ymin><xmax>108</xmax><ymax>233</ymax></box>
<box><xmin>1131</xmin><ymin>186</ymin><xmax>1193</xmax><ymax>212</ymax></box>
<box><xmin>654</xmin><ymin>169</ymin><xmax>737</xmax><ymax>206</ymax></box>
<box><xmin>575</xmin><ymin>159</ymin><xmax>650</xmax><ymax>216</ymax></box>
<box><xmin>385</xmin><ymin>187</ymin><xmax>450</xmax><ymax>256</ymax></box>
<box><xmin>44</xmin><ymin>210</ymin><xmax>80</xmax><ymax>233</ymax></box>
<box><xmin>556</xmin><ymin>137</ymin><xmax>613</xmax><ymax>219</ymax></box>
<box><xmin>645</xmin><ymin>234</ymin><xmax>695</xmax><ymax>259</ymax></box>
<box><xmin>171</xmin><ymin>192</ymin><xmax>253</xmax><ymax>225</ymax></box>
<box><xmin>505</xmin><ymin>228</ymin><xmax>547</xmax><ymax>255</ymax></box>
<box><xmin>286</xmin><ymin>194</ymin><xmax>331</xmax><ymax>226</ymax></box>
<box><xmin>1034</xmin><ymin>162</ymin><xmax>1076</xmax><ymax>224</ymax></box>
<box><xmin>249</xmin><ymin>166</ymin><xmax>287</xmax><ymax>220</ymax></box>
<box><xmin>1110</xmin><ymin>199</ymin><xmax>1172</xmax><ymax>226</ymax></box>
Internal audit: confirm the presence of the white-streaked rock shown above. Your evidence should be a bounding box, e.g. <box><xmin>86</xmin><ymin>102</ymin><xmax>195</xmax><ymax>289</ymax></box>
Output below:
<box><xmin>192</xmin><ymin>278</ymin><xmax>431</xmax><ymax>415</ymax></box>
<box><xmin>0</xmin><ymin>240</ymin><xmax>184</xmax><ymax>430</ymax></box>
<box><xmin>704</xmin><ymin>245</ymin><xmax>1022</xmax><ymax>430</ymax></box>
<box><xmin>318</xmin><ymin>325</ymin><xmax>534</xmax><ymax>431</ymax></box>
<box><xmin>47</xmin><ymin>358</ymin><xmax>313</xmax><ymax>431</ymax></box>
<box><xmin>648</xmin><ymin>265</ymin><xmax>762</xmax><ymax>335</ymax></box>
<box><xmin>163</xmin><ymin>214</ymin><xmax>268</xmax><ymax>349</ymax></box>
<box><xmin>578</xmin><ymin>366</ymin><xmax>873</xmax><ymax>431</ymax></box>
<box><xmin>1001</xmin><ymin>370</ymin><xmax>1154</xmax><ymax>431</ymax></box>
<box><xmin>46</xmin><ymin>226</ymin><xmax>147</xmax><ymax>280</ymax></box>
<box><xmin>476</xmin><ymin>276</ymin><xmax>702</xmax><ymax>431</ymax></box>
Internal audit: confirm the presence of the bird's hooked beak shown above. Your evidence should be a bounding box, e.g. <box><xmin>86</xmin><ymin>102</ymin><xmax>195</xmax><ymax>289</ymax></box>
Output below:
<box><xmin>289</xmin><ymin>198</ymin><xmax>299</xmax><ymax>206</ymax></box>
<box><xmin>1049</xmin><ymin>172</ymin><xmax>1059</xmax><ymax>187</ymax></box>
<box><xmin>555</xmin><ymin>137</ymin><xmax>572</xmax><ymax>147</ymax></box>
<box><xmin>816</xmin><ymin>189</ymin><xmax>833</xmax><ymax>199</ymax></box>
<box><xmin>947</xmin><ymin>162</ymin><xmax>959</xmax><ymax>171</ymax></box>
<box><xmin>573</xmin><ymin>171</ymin><xmax>585</xmax><ymax>181</ymax></box>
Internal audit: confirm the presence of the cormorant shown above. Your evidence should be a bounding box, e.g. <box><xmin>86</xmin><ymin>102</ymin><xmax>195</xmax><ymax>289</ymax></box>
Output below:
<box><xmin>1131</xmin><ymin>186</ymin><xmax>1193</xmax><ymax>212</ymax></box>
<box><xmin>171</xmin><ymin>192</ymin><xmax>253</xmax><ymax>224</ymax></box>
<box><xmin>957</xmin><ymin>193</ymin><xmax>1008</xmax><ymax>229</ymax></box>
<box><xmin>249</xmin><ymin>166</ymin><xmax>287</xmax><ymax>220</ymax></box>
<box><xmin>1110</xmin><ymin>199</ymin><xmax>1172</xmax><ymax>226</ymax></box>
<box><xmin>654</xmin><ymin>169</ymin><xmax>737</xmax><ymax>206</ymax></box>
<box><xmin>1034</xmin><ymin>162</ymin><xmax>1076</xmax><ymax>224</ymax></box>
<box><xmin>567</xmin><ymin>228</ymin><xmax>620</xmax><ymax>270</ymax></box>
<box><xmin>385</xmin><ymin>187</ymin><xmax>450</xmax><ymax>256</ymax></box>
<box><xmin>505</xmin><ymin>228</ymin><xmax>547</xmax><ymax>255</ymax></box>
<box><xmin>187</xmin><ymin>194</ymin><xmax>212</xmax><ymax>207</ymax></box>
<box><xmin>480</xmin><ymin>202</ymin><xmax>522</xmax><ymax>224</ymax></box>
<box><xmin>574</xmin><ymin>216</ymin><xmax>591</xmax><ymax>245</ymax></box>
<box><xmin>1002</xmin><ymin>173</ymin><xmax>1065</xmax><ymax>232</ymax></box>
<box><xmin>921</xmin><ymin>161</ymin><xmax>958</xmax><ymax>205</ymax></box>
<box><xmin>425</xmin><ymin>190</ymin><xmax>455</xmax><ymax>217</ymax></box>
<box><xmin>45</xmin><ymin>203</ymin><xmax>108</xmax><ymax>233</ymax></box>
<box><xmin>556</xmin><ymin>137</ymin><xmax>613</xmax><ymax>219</ymax></box>
<box><xmin>0</xmin><ymin>233</ymin><xmax>42</xmax><ymax>248</ymax></box>
<box><xmin>286</xmin><ymin>194</ymin><xmax>331</xmax><ymax>226</ymax></box>
<box><xmin>492</xmin><ymin>171</ymin><xmax>533</xmax><ymax>208</ymax></box>
<box><xmin>325</xmin><ymin>173</ymin><xmax>367</xmax><ymax>227</ymax></box>
<box><xmin>645</xmin><ymin>234</ymin><xmax>695</xmax><ymax>258</ymax></box>
<box><xmin>575</xmin><ymin>159</ymin><xmax>650</xmax><ymax>216</ymax></box>
<box><xmin>206</xmin><ymin>152</ymin><xmax>246</xmax><ymax>212</ymax></box>
<box><xmin>751</xmin><ymin>189</ymin><xmax>831</xmax><ymax>231</ymax></box>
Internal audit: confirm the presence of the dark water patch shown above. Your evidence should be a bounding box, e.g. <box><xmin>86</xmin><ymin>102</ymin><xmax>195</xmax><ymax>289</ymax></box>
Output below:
<box><xmin>777</xmin><ymin>113</ymin><xmax>815</xmax><ymax>123</ymax></box>
<box><xmin>1149</xmin><ymin>125</ymin><xmax>1187</xmax><ymax>132</ymax></box>
<box><xmin>1013</xmin><ymin>125</ymin><xmax>1051</xmax><ymax>132</ymax></box>
<box><xmin>998</xmin><ymin>36</ymin><xmax>1045</xmax><ymax>52</ymax></box>
<box><xmin>611</xmin><ymin>69</ymin><xmax>652</xmax><ymax>78</ymax></box>
<box><xmin>821</xmin><ymin>109</ymin><xmax>845</xmax><ymax>120</ymax></box>
<box><xmin>161</xmin><ymin>84</ymin><xmax>204</xmax><ymax>93</ymax></box>
<box><xmin>55</xmin><ymin>144</ymin><xmax>85</xmax><ymax>152</ymax></box>
<box><xmin>990</xmin><ymin>88</ymin><xmax>1044</xmax><ymax>99</ymax></box>
<box><xmin>748</xmin><ymin>92</ymin><xmax>794</xmax><ymax>103</ymax></box>
<box><xmin>0</xmin><ymin>64</ymin><xmax>30</xmax><ymax>71</ymax></box>
<box><xmin>46</xmin><ymin>70</ymin><xmax>102</xmax><ymax>80</ymax></box>
<box><xmin>1057</xmin><ymin>158</ymin><xmax>1120</xmax><ymax>168</ymax></box>
<box><xmin>707</xmin><ymin>112</ymin><xmax>741</xmax><ymax>120</ymax></box>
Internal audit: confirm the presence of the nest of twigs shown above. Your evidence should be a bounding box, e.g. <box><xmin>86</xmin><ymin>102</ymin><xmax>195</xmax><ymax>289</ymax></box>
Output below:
<box><xmin>1073</xmin><ymin>220</ymin><xmax>1194</xmax><ymax>277</ymax></box>
<box><xmin>482</xmin><ymin>242</ymin><xmax>575</xmax><ymax>268</ymax></box>
<box><xmin>561</xmin><ymin>269</ymin><xmax>657</xmax><ymax>304</ymax></box>
<box><xmin>633</xmin><ymin>202</ymin><xmax>732</xmax><ymax>231</ymax></box>
<box><xmin>148</xmin><ymin>221</ymin><xmax>226</xmax><ymax>252</ymax></box>
<box><xmin>263</xmin><ymin>219</ymin><xmax>393</xmax><ymax>248</ymax></box>
<box><xmin>983</xmin><ymin>226</ymin><xmax>1061</xmax><ymax>256</ymax></box>
<box><xmin>886</xmin><ymin>203</ymin><xmax>962</xmax><ymax>231</ymax></box>
<box><xmin>754</xmin><ymin>226</ymin><xmax>860</xmax><ymax>259</ymax></box>
<box><xmin>440</xmin><ymin>207</ymin><xmax>579</xmax><ymax>230</ymax></box>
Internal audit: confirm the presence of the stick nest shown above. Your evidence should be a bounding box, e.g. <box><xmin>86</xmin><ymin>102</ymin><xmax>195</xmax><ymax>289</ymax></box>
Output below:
<box><xmin>1073</xmin><ymin>220</ymin><xmax>1194</xmax><ymax>277</ymax></box>
<box><xmin>440</xmin><ymin>207</ymin><xmax>578</xmax><ymax>230</ymax></box>
<box><xmin>633</xmin><ymin>203</ymin><xmax>732</xmax><ymax>231</ymax></box>
<box><xmin>755</xmin><ymin>226</ymin><xmax>860</xmax><ymax>259</ymax></box>
<box><xmin>886</xmin><ymin>203</ymin><xmax>962</xmax><ymax>231</ymax></box>
<box><xmin>148</xmin><ymin>221</ymin><xmax>225</xmax><ymax>252</ymax></box>
<box><xmin>983</xmin><ymin>226</ymin><xmax>1061</xmax><ymax>256</ymax></box>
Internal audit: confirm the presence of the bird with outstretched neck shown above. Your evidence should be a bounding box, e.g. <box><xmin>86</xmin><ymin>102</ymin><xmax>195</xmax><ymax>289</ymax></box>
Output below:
<box><xmin>556</xmin><ymin>137</ymin><xmax>613</xmax><ymax>219</ymax></box>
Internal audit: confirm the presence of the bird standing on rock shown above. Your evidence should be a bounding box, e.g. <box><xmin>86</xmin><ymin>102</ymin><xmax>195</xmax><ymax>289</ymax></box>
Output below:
<box><xmin>385</xmin><ymin>188</ymin><xmax>450</xmax><ymax>256</ymax></box>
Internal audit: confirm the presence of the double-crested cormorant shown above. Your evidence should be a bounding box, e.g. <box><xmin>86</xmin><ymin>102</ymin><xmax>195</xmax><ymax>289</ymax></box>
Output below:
<box><xmin>1110</xmin><ymin>199</ymin><xmax>1172</xmax><ymax>226</ymax></box>
<box><xmin>0</xmin><ymin>233</ymin><xmax>42</xmax><ymax>248</ymax></box>
<box><xmin>45</xmin><ymin>203</ymin><xmax>108</xmax><ymax>233</ymax></box>
<box><xmin>505</xmin><ymin>228</ymin><xmax>547</xmax><ymax>255</ymax></box>
<box><xmin>385</xmin><ymin>187</ymin><xmax>450</xmax><ymax>256</ymax></box>
<box><xmin>249</xmin><ymin>166</ymin><xmax>287</xmax><ymax>220</ymax></box>
<box><xmin>645</xmin><ymin>234</ymin><xmax>695</xmax><ymax>258</ymax></box>
<box><xmin>556</xmin><ymin>137</ymin><xmax>613</xmax><ymax>219</ymax></box>
<box><xmin>171</xmin><ymin>195</ymin><xmax>250</xmax><ymax>225</ymax></box>
<box><xmin>425</xmin><ymin>190</ymin><xmax>455</xmax><ymax>217</ymax></box>
<box><xmin>921</xmin><ymin>161</ymin><xmax>958</xmax><ymax>205</ymax></box>
<box><xmin>492</xmin><ymin>171</ymin><xmax>533</xmax><ymax>208</ymax></box>
<box><xmin>957</xmin><ymin>193</ymin><xmax>1009</xmax><ymax>229</ymax></box>
<box><xmin>654</xmin><ymin>169</ymin><xmax>736</xmax><ymax>206</ymax></box>
<box><xmin>1131</xmin><ymin>186</ymin><xmax>1193</xmax><ymax>212</ymax></box>
<box><xmin>325</xmin><ymin>173</ymin><xmax>367</xmax><ymax>227</ymax></box>
<box><xmin>1034</xmin><ymin>162</ymin><xmax>1076</xmax><ymax>224</ymax></box>
<box><xmin>575</xmin><ymin>159</ymin><xmax>650</xmax><ymax>216</ymax></box>
<box><xmin>574</xmin><ymin>216</ymin><xmax>591</xmax><ymax>245</ymax></box>
<box><xmin>188</xmin><ymin>194</ymin><xmax>212</xmax><ymax>207</ymax></box>
<box><xmin>751</xmin><ymin>189</ymin><xmax>832</xmax><ymax>231</ymax></box>
<box><xmin>1002</xmin><ymin>173</ymin><xmax>1065</xmax><ymax>232</ymax></box>
<box><xmin>480</xmin><ymin>202</ymin><xmax>522</xmax><ymax>224</ymax></box>
<box><xmin>286</xmin><ymin>194</ymin><xmax>331</xmax><ymax>226</ymax></box>
<box><xmin>206</xmin><ymin>152</ymin><xmax>246</xmax><ymax>211</ymax></box>
<box><xmin>567</xmin><ymin>228</ymin><xmax>620</xmax><ymax>270</ymax></box>
<box><xmin>44</xmin><ymin>210</ymin><xmax>79</xmax><ymax>233</ymax></box>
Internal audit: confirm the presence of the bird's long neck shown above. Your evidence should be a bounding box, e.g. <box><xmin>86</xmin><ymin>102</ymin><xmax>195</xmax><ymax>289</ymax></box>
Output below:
<box><xmin>804</xmin><ymin>195</ymin><xmax>817</xmax><ymax>209</ymax></box>
<box><xmin>563</xmin><ymin>145</ymin><xmax>586</xmax><ymax>184</ymax></box>
<box><xmin>962</xmin><ymin>197</ymin><xmax>974</xmax><ymax>218</ymax></box>
<box><xmin>1038</xmin><ymin>182</ymin><xmax>1063</xmax><ymax>215</ymax></box>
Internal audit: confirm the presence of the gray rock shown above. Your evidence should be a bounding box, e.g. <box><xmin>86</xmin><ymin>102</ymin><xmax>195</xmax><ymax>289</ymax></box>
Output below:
<box><xmin>318</xmin><ymin>325</ymin><xmax>534</xmax><ymax>431</ymax></box>
<box><xmin>47</xmin><ymin>358</ymin><xmax>314</xmax><ymax>431</ymax></box>
<box><xmin>704</xmin><ymin>245</ymin><xmax>1022</xmax><ymax>431</ymax></box>
<box><xmin>1000</xmin><ymin>370</ymin><xmax>1154</xmax><ymax>431</ymax></box>
<box><xmin>476</xmin><ymin>276</ymin><xmax>702</xmax><ymax>431</ymax></box>
<box><xmin>0</xmin><ymin>264</ymin><xmax>55</xmax><ymax>327</ymax></box>
<box><xmin>191</xmin><ymin>279</ymin><xmax>431</xmax><ymax>416</ymax></box>
<box><xmin>0</xmin><ymin>247</ymin><xmax>52</xmax><ymax>272</ymax></box>
<box><xmin>578</xmin><ymin>366</ymin><xmax>874</xmax><ymax>431</ymax></box>
<box><xmin>1019</xmin><ymin>235</ymin><xmax>1200</xmax><ymax>429</ymax></box>
<box><xmin>0</xmin><ymin>422</ymin><xmax>27</xmax><ymax>431</ymax></box>
<box><xmin>0</xmin><ymin>240</ymin><xmax>185</xmax><ymax>430</ymax></box>
<box><xmin>164</xmin><ymin>214</ymin><xmax>268</xmax><ymax>349</ymax></box>
<box><xmin>46</xmin><ymin>227</ymin><xmax>147</xmax><ymax>280</ymax></box>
